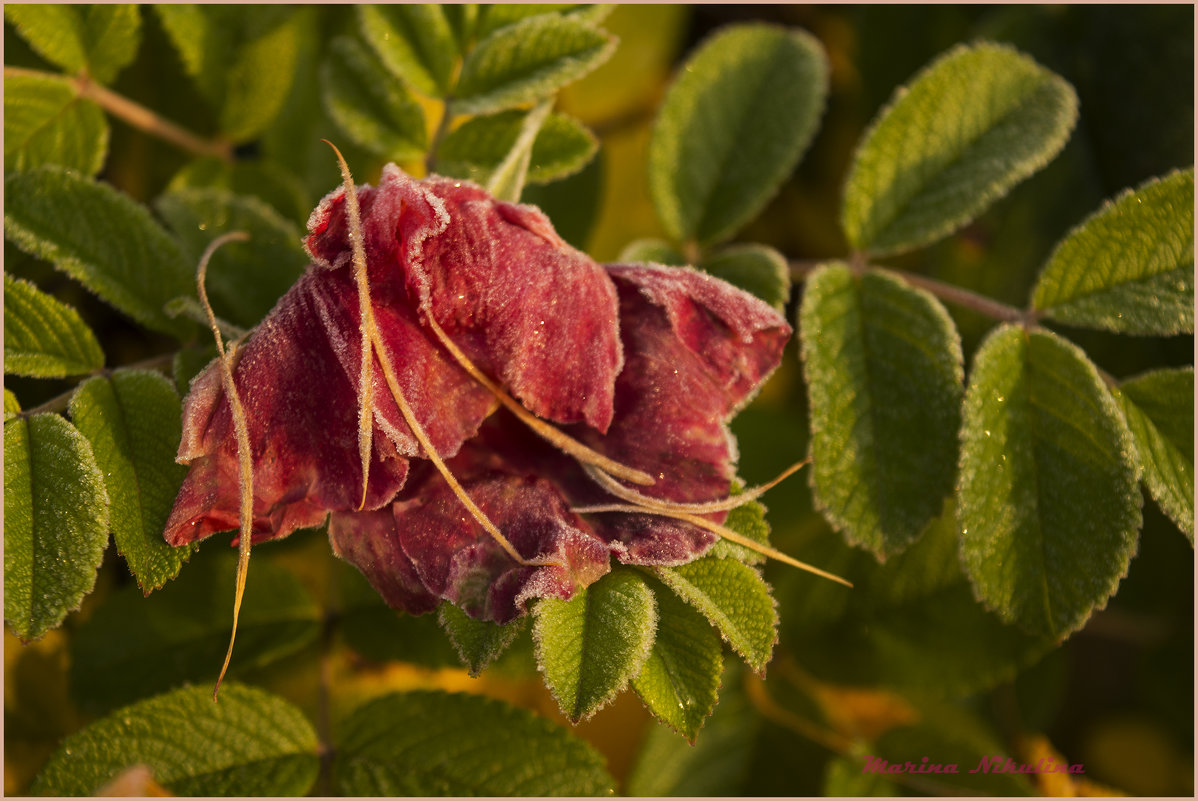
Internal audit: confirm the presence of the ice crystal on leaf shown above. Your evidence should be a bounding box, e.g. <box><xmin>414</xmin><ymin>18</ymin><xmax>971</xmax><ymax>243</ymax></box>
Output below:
<box><xmin>164</xmin><ymin>164</ymin><xmax>793</xmax><ymax>624</ymax></box>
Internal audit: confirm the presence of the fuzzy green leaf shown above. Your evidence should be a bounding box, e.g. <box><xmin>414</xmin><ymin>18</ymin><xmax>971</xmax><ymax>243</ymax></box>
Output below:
<box><xmin>799</xmin><ymin>264</ymin><xmax>964</xmax><ymax>558</ymax></box>
<box><xmin>533</xmin><ymin>567</ymin><xmax>657</xmax><ymax>721</ymax></box>
<box><xmin>68</xmin><ymin>547</ymin><xmax>320</xmax><ymax>715</ymax></box>
<box><xmin>626</xmin><ymin>663</ymin><xmax>759</xmax><ymax>796</ymax></box>
<box><xmin>437</xmin><ymin>109</ymin><xmax>598</xmax><ymax>187</ymax></box>
<box><xmin>438</xmin><ymin>602</ymin><xmax>523</xmax><ymax>677</ymax></box>
<box><xmin>4</xmin><ymin>73</ymin><xmax>108</xmax><ymax>176</ymax></box>
<box><xmin>4</xmin><ymin>4</ymin><xmax>141</xmax><ymax>84</ymax></box>
<box><xmin>153</xmin><ymin>5</ymin><xmax>299</xmax><ymax>142</ymax></box>
<box><xmin>654</xmin><ymin>557</ymin><xmax>777</xmax><ymax>673</ymax></box>
<box><xmin>617</xmin><ymin>238</ymin><xmax>687</xmax><ymax>266</ymax></box>
<box><xmin>67</xmin><ymin>370</ymin><xmax>189</xmax><ymax>593</ymax></box>
<box><xmin>708</xmin><ymin>487</ymin><xmax>772</xmax><ymax>565</ymax></box>
<box><xmin>4</xmin><ymin>166</ymin><xmax>194</xmax><ymax>338</ymax></box>
<box><xmin>1116</xmin><ymin>368</ymin><xmax>1194</xmax><ymax>543</ymax></box>
<box><xmin>958</xmin><ymin>326</ymin><xmax>1141</xmax><ymax>639</ymax></box>
<box><xmin>700</xmin><ymin>244</ymin><xmax>791</xmax><ymax>312</ymax></box>
<box><xmin>4</xmin><ymin>412</ymin><xmax>109</xmax><ymax>641</ymax></box>
<box><xmin>168</xmin><ymin>157</ymin><xmax>311</xmax><ymax>225</ymax></box>
<box><xmin>649</xmin><ymin>24</ymin><xmax>828</xmax><ymax>246</ymax></box>
<box><xmin>4</xmin><ymin>390</ymin><xmax>20</xmax><ymax>419</ymax></box>
<box><xmin>485</xmin><ymin>99</ymin><xmax>553</xmax><ymax>203</ymax></box>
<box><xmin>4</xmin><ymin>273</ymin><xmax>104</xmax><ymax>377</ymax></box>
<box><xmin>154</xmin><ymin>187</ymin><xmax>308</xmax><ymax>328</ymax></box>
<box><xmin>842</xmin><ymin>42</ymin><xmax>1078</xmax><ymax>256</ymax></box>
<box><xmin>334</xmin><ymin>690</ymin><xmax>615</xmax><ymax>795</ymax></box>
<box><xmin>320</xmin><ymin>36</ymin><xmax>428</xmax><ymax>163</ymax></box>
<box><xmin>452</xmin><ymin>14</ymin><xmax>616</xmax><ymax>116</ymax></box>
<box><xmin>30</xmin><ymin>683</ymin><xmax>319</xmax><ymax>796</ymax></box>
<box><xmin>1032</xmin><ymin>168</ymin><xmax>1194</xmax><ymax>335</ymax></box>
<box><xmin>357</xmin><ymin>5</ymin><xmax>458</xmax><ymax>97</ymax></box>
<box><xmin>474</xmin><ymin>5</ymin><xmax>605</xmax><ymax>39</ymax></box>
<box><xmin>631</xmin><ymin>580</ymin><xmax>723</xmax><ymax>741</ymax></box>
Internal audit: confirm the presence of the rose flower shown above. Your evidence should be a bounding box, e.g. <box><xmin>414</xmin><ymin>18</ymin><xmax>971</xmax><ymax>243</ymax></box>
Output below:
<box><xmin>164</xmin><ymin>164</ymin><xmax>792</xmax><ymax>624</ymax></box>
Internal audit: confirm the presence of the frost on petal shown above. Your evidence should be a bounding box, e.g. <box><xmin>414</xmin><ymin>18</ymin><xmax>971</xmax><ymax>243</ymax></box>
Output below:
<box><xmin>583</xmin><ymin>264</ymin><xmax>791</xmax><ymax>503</ymax></box>
<box><xmin>330</xmin><ymin>464</ymin><xmax>610</xmax><ymax>624</ymax></box>
<box><xmin>164</xmin><ymin>262</ymin><xmax>494</xmax><ymax>547</ymax></box>
<box><xmin>305</xmin><ymin>165</ymin><xmax>623</xmax><ymax>432</ymax></box>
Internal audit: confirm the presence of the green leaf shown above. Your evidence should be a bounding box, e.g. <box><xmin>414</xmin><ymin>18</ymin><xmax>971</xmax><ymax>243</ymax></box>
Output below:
<box><xmin>453</xmin><ymin>14</ymin><xmax>616</xmax><ymax>116</ymax></box>
<box><xmin>958</xmin><ymin>325</ymin><xmax>1141</xmax><ymax>639</ymax></box>
<box><xmin>438</xmin><ymin>602</ymin><xmax>522</xmax><ymax>676</ymax></box>
<box><xmin>69</xmin><ymin>546</ymin><xmax>321</xmax><ymax>715</ymax></box>
<box><xmin>654</xmin><ymin>557</ymin><xmax>777</xmax><ymax>673</ymax></box>
<box><xmin>334</xmin><ymin>690</ymin><xmax>616</xmax><ymax>795</ymax></box>
<box><xmin>842</xmin><ymin>42</ymin><xmax>1078</xmax><ymax>256</ymax></box>
<box><xmin>357</xmin><ymin>5</ymin><xmax>458</xmax><ymax>97</ymax></box>
<box><xmin>67</xmin><ymin>370</ymin><xmax>189</xmax><ymax>593</ymax></box>
<box><xmin>630</xmin><ymin>580</ymin><xmax>723</xmax><ymax>741</ymax></box>
<box><xmin>708</xmin><ymin>487</ymin><xmax>772</xmax><ymax>565</ymax></box>
<box><xmin>4</xmin><ymin>412</ymin><xmax>108</xmax><ymax>641</ymax></box>
<box><xmin>4</xmin><ymin>72</ymin><xmax>108</xmax><ymax>176</ymax></box>
<box><xmin>700</xmin><ymin>244</ymin><xmax>791</xmax><ymax>312</ymax></box>
<box><xmin>4</xmin><ymin>4</ymin><xmax>141</xmax><ymax>84</ymax></box>
<box><xmin>1031</xmin><ymin>168</ymin><xmax>1194</xmax><ymax>335</ymax></box>
<box><xmin>474</xmin><ymin>5</ymin><xmax>596</xmax><ymax>39</ymax></box>
<box><xmin>437</xmin><ymin>108</ymin><xmax>598</xmax><ymax>187</ymax></box>
<box><xmin>4</xmin><ymin>390</ymin><xmax>20</xmax><ymax>419</ymax></box>
<box><xmin>154</xmin><ymin>187</ymin><xmax>308</xmax><ymax>328</ymax></box>
<box><xmin>799</xmin><ymin>264</ymin><xmax>964</xmax><ymax>558</ymax></box>
<box><xmin>532</xmin><ymin>567</ymin><xmax>657</xmax><ymax>721</ymax></box>
<box><xmin>617</xmin><ymin>238</ymin><xmax>687</xmax><ymax>266</ymax></box>
<box><xmin>168</xmin><ymin>157</ymin><xmax>311</xmax><ymax>226</ymax></box>
<box><xmin>4</xmin><ymin>273</ymin><xmax>104</xmax><ymax>377</ymax></box>
<box><xmin>649</xmin><ymin>24</ymin><xmax>828</xmax><ymax>246</ymax></box>
<box><xmin>443</xmin><ymin>4</ymin><xmax>479</xmax><ymax>51</ymax></box>
<box><xmin>320</xmin><ymin>36</ymin><xmax>428</xmax><ymax>163</ymax></box>
<box><xmin>30</xmin><ymin>683</ymin><xmax>319</xmax><ymax>796</ymax></box>
<box><xmin>1115</xmin><ymin>368</ymin><xmax>1194</xmax><ymax>543</ymax></box>
<box><xmin>4</xmin><ymin>166</ymin><xmax>194</xmax><ymax>338</ymax></box>
<box><xmin>485</xmin><ymin>99</ymin><xmax>553</xmax><ymax>203</ymax></box>
<box><xmin>153</xmin><ymin>5</ymin><xmax>299</xmax><ymax>142</ymax></box>
<box><xmin>626</xmin><ymin>662</ymin><xmax>759</xmax><ymax>796</ymax></box>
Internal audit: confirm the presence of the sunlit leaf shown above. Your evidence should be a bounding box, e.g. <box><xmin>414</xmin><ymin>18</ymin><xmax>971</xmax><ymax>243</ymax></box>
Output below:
<box><xmin>4</xmin><ymin>72</ymin><xmax>107</xmax><ymax>176</ymax></box>
<box><xmin>67</xmin><ymin>370</ymin><xmax>189</xmax><ymax>593</ymax></box>
<box><xmin>842</xmin><ymin>42</ymin><xmax>1077</xmax><ymax>256</ymax></box>
<box><xmin>453</xmin><ymin>14</ymin><xmax>616</xmax><ymax>116</ymax></box>
<box><xmin>533</xmin><ymin>567</ymin><xmax>657</xmax><ymax>721</ymax></box>
<box><xmin>30</xmin><ymin>683</ymin><xmax>319</xmax><ymax>796</ymax></box>
<box><xmin>320</xmin><ymin>35</ymin><xmax>427</xmax><ymax>162</ymax></box>
<box><xmin>1032</xmin><ymin>168</ymin><xmax>1194</xmax><ymax>335</ymax></box>
<box><xmin>4</xmin><ymin>4</ymin><xmax>141</xmax><ymax>84</ymax></box>
<box><xmin>438</xmin><ymin>602</ymin><xmax>522</xmax><ymax>677</ymax></box>
<box><xmin>958</xmin><ymin>325</ymin><xmax>1141</xmax><ymax>639</ymax></box>
<box><xmin>437</xmin><ymin>109</ymin><xmax>598</xmax><ymax>186</ymax></box>
<box><xmin>631</xmin><ymin>579</ymin><xmax>723</xmax><ymax>741</ymax></box>
<box><xmin>4</xmin><ymin>166</ymin><xmax>194</xmax><ymax>338</ymax></box>
<box><xmin>1115</xmin><ymin>368</ymin><xmax>1194</xmax><ymax>543</ymax></box>
<box><xmin>4</xmin><ymin>412</ymin><xmax>108</xmax><ymax>641</ymax></box>
<box><xmin>654</xmin><ymin>557</ymin><xmax>777</xmax><ymax>673</ymax></box>
<box><xmin>4</xmin><ymin>389</ymin><xmax>21</xmax><ymax>419</ymax></box>
<box><xmin>3</xmin><ymin>273</ymin><xmax>104</xmax><ymax>377</ymax></box>
<box><xmin>649</xmin><ymin>24</ymin><xmax>828</xmax><ymax>245</ymax></box>
<box><xmin>800</xmin><ymin>264</ymin><xmax>963</xmax><ymax>558</ymax></box>
<box><xmin>617</xmin><ymin>238</ymin><xmax>687</xmax><ymax>266</ymax></box>
<box><xmin>153</xmin><ymin>5</ymin><xmax>299</xmax><ymax>142</ymax></box>
<box><xmin>333</xmin><ymin>690</ymin><xmax>616</xmax><ymax>795</ymax></box>
<box><xmin>357</xmin><ymin>5</ymin><xmax>458</xmax><ymax>97</ymax></box>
